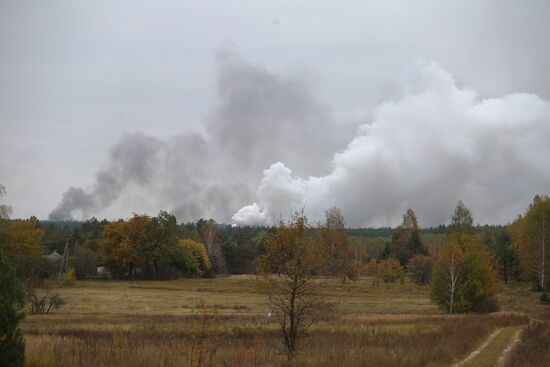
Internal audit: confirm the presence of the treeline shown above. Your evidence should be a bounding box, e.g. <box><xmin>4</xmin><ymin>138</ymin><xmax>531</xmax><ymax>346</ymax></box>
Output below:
<box><xmin>1</xmin><ymin>181</ymin><xmax>549</xmax><ymax>301</ymax></box>
<box><xmin>0</xmin><ymin>213</ymin><xmax>269</xmax><ymax>281</ymax></box>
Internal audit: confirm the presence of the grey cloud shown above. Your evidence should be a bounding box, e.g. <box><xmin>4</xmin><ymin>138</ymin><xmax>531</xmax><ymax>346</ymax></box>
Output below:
<box><xmin>48</xmin><ymin>54</ymin><xmax>353</xmax><ymax>221</ymax></box>
<box><xmin>2</xmin><ymin>1</ymin><xmax>550</xmax><ymax>222</ymax></box>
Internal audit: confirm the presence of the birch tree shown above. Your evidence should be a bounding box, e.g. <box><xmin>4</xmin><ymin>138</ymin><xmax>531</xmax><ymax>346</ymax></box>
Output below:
<box><xmin>431</xmin><ymin>244</ymin><xmax>463</xmax><ymax>313</ymax></box>
<box><xmin>198</xmin><ymin>219</ymin><xmax>224</xmax><ymax>273</ymax></box>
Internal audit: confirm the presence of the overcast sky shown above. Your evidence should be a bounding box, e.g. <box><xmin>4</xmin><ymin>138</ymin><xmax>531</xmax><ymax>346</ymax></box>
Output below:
<box><xmin>1</xmin><ymin>1</ymin><xmax>549</xmax><ymax>226</ymax></box>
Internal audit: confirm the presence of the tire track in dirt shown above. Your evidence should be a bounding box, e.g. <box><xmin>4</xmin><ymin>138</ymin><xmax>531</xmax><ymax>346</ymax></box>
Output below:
<box><xmin>452</xmin><ymin>328</ymin><xmax>503</xmax><ymax>367</ymax></box>
<box><xmin>452</xmin><ymin>326</ymin><xmax>526</xmax><ymax>367</ymax></box>
<box><xmin>495</xmin><ymin>327</ymin><xmax>523</xmax><ymax>367</ymax></box>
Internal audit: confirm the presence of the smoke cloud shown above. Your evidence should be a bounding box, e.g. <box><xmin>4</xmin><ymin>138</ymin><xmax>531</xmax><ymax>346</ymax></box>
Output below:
<box><xmin>48</xmin><ymin>53</ymin><xmax>354</xmax><ymax>221</ymax></box>
<box><xmin>50</xmin><ymin>57</ymin><xmax>550</xmax><ymax>226</ymax></box>
<box><xmin>233</xmin><ymin>62</ymin><xmax>550</xmax><ymax>226</ymax></box>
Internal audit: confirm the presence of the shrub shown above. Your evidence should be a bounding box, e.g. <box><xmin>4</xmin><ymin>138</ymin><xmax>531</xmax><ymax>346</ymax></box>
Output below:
<box><xmin>0</xmin><ymin>251</ymin><xmax>25</xmax><ymax>367</ymax></box>
<box><xmin>64</xmin><ymin>267</ymin><xmax>77</xmax><ymax>285</ymax></box>
<box><xmin>365</xmin><ymin>258</ymin><xmax>380</xmax><ymax>285</ymax></box>
<box><xmin>540</xmin><ymin>292</ymin><xmax>550</xmax><ymax>304</ymax></box>
<box><xmin>25</xmin><ymin>287</ymin><xmax>65</xmax><ymax>315</ymax></box>
<box><xmin>506</xmin><ymin>322</ymin><xmax>550</xmax><ymax>367</ymax></box>
<box><xmin>408</xmin><ymin>255</ymin><xmax>433</xmax><ymax>285</ymax></box>
<box><xmin>379</xmin><ymin>258</ymin><xmax>404</xmax><ymax>283</ymax></box>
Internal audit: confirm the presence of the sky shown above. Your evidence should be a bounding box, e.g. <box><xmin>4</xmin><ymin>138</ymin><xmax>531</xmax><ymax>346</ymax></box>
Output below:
<box><xmin>1</xmin><ymin>0</ymin><xmax>549</xmax><ymax>226</ymax></box>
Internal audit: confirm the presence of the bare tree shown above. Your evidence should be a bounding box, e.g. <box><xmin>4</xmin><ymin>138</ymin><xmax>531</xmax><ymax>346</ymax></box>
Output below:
<box><xmin>257</xmin><ymin>211</ymin><xmax>329</xmax><ymax>360</ymax></box>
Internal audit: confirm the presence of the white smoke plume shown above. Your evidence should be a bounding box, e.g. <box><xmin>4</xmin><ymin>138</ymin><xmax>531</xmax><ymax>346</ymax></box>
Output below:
<box><xmin>233</xmin><ymin>62</ymin><xmax>550</xmax><ymax>226</ymax></box>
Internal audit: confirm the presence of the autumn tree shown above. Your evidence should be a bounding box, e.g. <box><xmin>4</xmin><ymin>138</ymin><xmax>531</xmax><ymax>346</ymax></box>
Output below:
<box><xmin>378</xmin><ymin>257</ymin><xmax>405</xmax><ymax>283</ymax></box>
<box><xmin>0</xmin><ymin>217</ymin><xmax>43</xmax><ymax>260</ymax></box>
<box><xmin>431</xmin><ymin>243</ymin><xmax>463</xmax><ymax>313</ymax></box>
<box><xmin>103</xmin><ymin>219</ymin><xmax>135</xmax><ymax>278</ymax></box>
<box><xmin>458</xmin><ymin>243</ymin><xmax>498</xmax><ymax>312</ymax></box>
<box><xmin>103</xmin><ymin>212</ymin><xmax>210</xmax><ymax>279</ymax></box>
<box><xmin>257</xmin><ymin>212</ymin><xmax>328</xmax><ymax>360</ymax></box>
<box><xmin>170</xmin><ymin>239</ymin><xmax>211</xmax><ymax>277</ymax></box>
<box><xmin>432</xmin><ymin>203</ymin><xmax>498</xmax><ymax>313</ymax></box>
<box><xmin>513</xmin><ymin>196</ymin><xmax>550</xmax><ymax>291</ymax></box>
<box><xmin>409</xmin><ymin>255</ymin><xmax>433</xmax><ymax>285</ymax></box>
<box><xmin>365</xmin><ymin>258</ymin><xmax>380</xmax><ymax>285</ymax></box>
<box><xmin>319</xmin><ymin>207</ymin><xmax>355</xmax><ymax>280</ymax></box>
<box><xmin>449</xmin><ymin>200</ymin><xmax>474</xmax><ymax>246</ymax></box>
<box><xmin>0</xmin><ymin>217</ymin><xmax>46</xmax><ymax>283</ymax></box>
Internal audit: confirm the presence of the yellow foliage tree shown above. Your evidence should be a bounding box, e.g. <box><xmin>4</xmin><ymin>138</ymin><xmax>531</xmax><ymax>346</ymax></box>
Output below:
<box><xmin>0</xmin><ymin>217</ymin><xmax>42</xmax><ymax>259</ymax></box>
<box><xmin>512</xmin><ymin>195</ymin><xmax>550</xmax><ymax>291</ymax></box>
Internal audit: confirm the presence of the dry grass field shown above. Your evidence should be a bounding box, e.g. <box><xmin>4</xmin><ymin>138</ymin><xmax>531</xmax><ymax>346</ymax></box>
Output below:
<box><xmin>21</xmin><ymin>276</ymin><xmax>538</xmax><ymax>367</ymax></box>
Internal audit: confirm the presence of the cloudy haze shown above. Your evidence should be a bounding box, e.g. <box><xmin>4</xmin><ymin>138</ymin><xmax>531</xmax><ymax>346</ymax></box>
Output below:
<box><xmin>1</xmin><ymin>1</ymin><xmax>549</xmax><ymax>226</ymax></box>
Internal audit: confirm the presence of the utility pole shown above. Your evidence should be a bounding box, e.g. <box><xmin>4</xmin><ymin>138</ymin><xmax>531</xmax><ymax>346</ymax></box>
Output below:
<box><xmin>58</xmin><ymin>239</ymin><xmax>69</xmax><ymax>281</ymax></box>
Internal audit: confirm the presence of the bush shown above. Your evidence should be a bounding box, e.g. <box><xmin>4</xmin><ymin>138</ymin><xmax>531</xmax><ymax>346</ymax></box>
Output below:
<box><xmin>64</xmin><ymin>267</ymin><xmax>76</xmax><ymax>285</ymax></box>
<box><xmin>365</xmin><ymin>259</ymin><xmax>380</xmax><ymax>285</ymax></box>
<box><xmin>408</xmin><ymin>255</ymin><xmax>433</xmax><ymax>285</ymax></box>
<box><xmin>472</xmin><ymin>298</ymin><xmax>500</xmax><ymax>313</ymax></box>
<box><xmin>379</xmin><ymin>258</ymin><xmax>404</xmax><ymax>283</ymax></box>
<box><xmin>25</xmin><ymin>287</ymin><xmax>65</xmax><ymax>315</ymax></box>
<box><xmin>540</xmin><ymin>292</ymin><xmax>550</xmax><ymax>304</ymax></box>
<box><xmin>0</xmin><ymin>252</ymin><xmax>25</xmax><ymax>367</ymax></box>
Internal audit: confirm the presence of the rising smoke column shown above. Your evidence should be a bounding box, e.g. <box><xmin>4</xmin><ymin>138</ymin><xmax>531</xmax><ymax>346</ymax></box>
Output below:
<box><xmin>48</xmin><ymin>53</ymin><xmax>353</xmax><ymax>221</ymax></box>
<box><xmin>232</xmin><ymin>62</ymin><xmax>550</xmax><ymax>226</ymax></box>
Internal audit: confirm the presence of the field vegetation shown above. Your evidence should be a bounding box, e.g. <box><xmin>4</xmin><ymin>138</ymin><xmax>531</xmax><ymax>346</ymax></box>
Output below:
<box><xmin>1</xmin><ymin>185</ymin><xmax>549</xmax><ymax>366</ymax></box>
<box><xmin>22</xmin><ymin>277</ymin><xmax>530</xmax><ymax>367</ymax></box>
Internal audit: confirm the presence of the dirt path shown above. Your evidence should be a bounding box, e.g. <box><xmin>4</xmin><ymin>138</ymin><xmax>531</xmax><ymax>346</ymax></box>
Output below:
<box><xmin>495</xmin><ymin>327</ymin><xmax>523</xmax><ymax>367</ymax></box>
<box><xmin>453</xmin><ymin>328</ymin><xmax>503</xmax><ymax>367</ymax></box>
<box><xmin>452</xmin><ymin>326</ymin><xmax>524</xmax><ymax>367</ymax></box>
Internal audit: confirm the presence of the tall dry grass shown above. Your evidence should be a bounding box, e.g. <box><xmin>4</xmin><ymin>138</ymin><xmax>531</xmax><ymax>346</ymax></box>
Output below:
<box><xmin>505</xmin><ymin>321</ymin><xmax>550</xmax><ymax>367</ymax></box>
<box><xmin>24</xmin><ymin>312</ymin><xmax>526</xmax><ymax>367</ymax></box>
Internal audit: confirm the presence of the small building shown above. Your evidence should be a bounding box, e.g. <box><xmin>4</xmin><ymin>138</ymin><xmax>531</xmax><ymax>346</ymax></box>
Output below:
<box><xmin>96</xmin><ymin>264</ymin><xmax>110</xmax><ymax>277</ymax></box>
<box><xmin>43</xmin><ymin>250</ymin><xmax>63</xmax><ymax>262</ymax></box>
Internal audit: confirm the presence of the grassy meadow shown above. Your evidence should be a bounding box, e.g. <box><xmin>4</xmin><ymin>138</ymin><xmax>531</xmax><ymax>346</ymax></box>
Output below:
<box><xmin>21</xmin><ymin>276</ymin><xmax>541</xmax><ymax>367</ymax></box>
